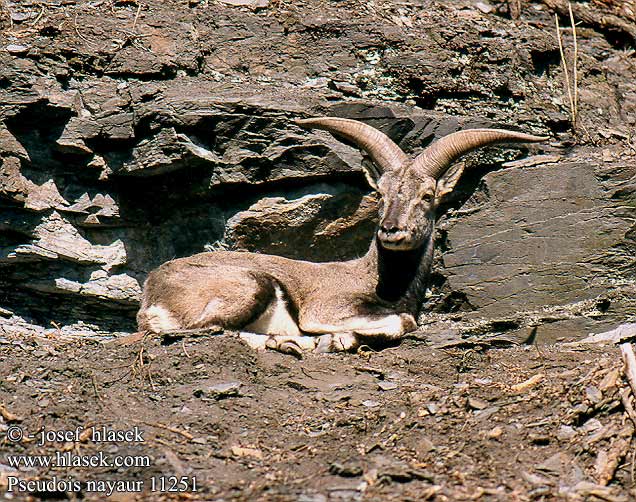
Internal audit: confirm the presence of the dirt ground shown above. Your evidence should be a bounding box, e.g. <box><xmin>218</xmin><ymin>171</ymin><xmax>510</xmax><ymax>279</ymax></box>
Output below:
<box><xmin>1</xmin><ymin>331</ymin><xmax>635</xmax><ymax>501</ymax></box>
<box><xmin>2</xmin><ymin>0</ymin><xmax>636</xmax><ymax>500</ymax></box>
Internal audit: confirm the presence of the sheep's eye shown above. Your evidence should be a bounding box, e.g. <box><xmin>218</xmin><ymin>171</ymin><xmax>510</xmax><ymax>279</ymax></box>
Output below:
<box><xmin>422</xmin><ymin>193</ymin><xmax>434</xmax><ymax>203</ymax></box>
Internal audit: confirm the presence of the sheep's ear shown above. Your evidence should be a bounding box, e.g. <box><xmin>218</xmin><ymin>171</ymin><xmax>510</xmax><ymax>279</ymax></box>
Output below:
<box><xmin>361</xmin><ymin>158</ymin><xmax>381</xmax><ymax>190</ymax></box>
<box><xmin>435</xmin><ymin>163</ymin><xmax>464</xmax><ymax>204</ymax></box>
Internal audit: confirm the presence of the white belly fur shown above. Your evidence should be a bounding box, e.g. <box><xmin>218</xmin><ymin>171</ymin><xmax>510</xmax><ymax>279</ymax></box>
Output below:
<box><xmin>301</xmin><ymin>314</ymin><xmax>408</xmax><ymax>339</ymax></box>
<box><xmin>244</xmin><ymin>285</ymin><xmax>301</xmax><ymax>337</ymax></box>
<box><xmin>143</xmin><ymin>304</ymin><xmax>181</xmax><ymax>333</ymax></box>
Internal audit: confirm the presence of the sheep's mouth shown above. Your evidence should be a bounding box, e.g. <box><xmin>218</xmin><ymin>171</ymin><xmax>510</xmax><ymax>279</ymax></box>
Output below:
<box><xmin>377</xmin><ymin>230</ymin><xmax>419</xmax><ymax>251</ymax></box>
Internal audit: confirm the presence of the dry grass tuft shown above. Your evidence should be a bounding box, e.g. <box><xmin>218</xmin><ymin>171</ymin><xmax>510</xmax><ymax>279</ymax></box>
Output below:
<box><xmin>555</xmin><ymin>2</ymin><xmax>579</xmax><ymax>129</ymax></box>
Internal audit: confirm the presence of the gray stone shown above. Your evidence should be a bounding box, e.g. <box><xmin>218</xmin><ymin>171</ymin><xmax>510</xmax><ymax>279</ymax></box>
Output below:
<box><xmin>6</xmin><ymin>44</ymin><xmax>28</xmax><ymax>54</ymax></box>
<box><xmin>218</xmin><ymin>0</ymin><xmax>269</xmax><ymax>7</ymax></box>
<box><xmin>197</xmin><ymin>382</ymin><xmax>243</xmax><ymax>400</ymax></box>
<box><xmin>8</xmin><ymin>212</ymin><xmax>127</xmax><ymax>269</ymax></box>
<box><xmin>378</xmin><ymin>381</ymin><xmax>398</xmax><ymax>391</ymax></box>
<box><xmin>225</xmin><ymin>188</ymin><xmax>377</xmax><ymax>261</ymax></box>
<box><xmin>435</xmin><ymin>158</ymin><xmax>636</xmax><ymax>340</ymax></box>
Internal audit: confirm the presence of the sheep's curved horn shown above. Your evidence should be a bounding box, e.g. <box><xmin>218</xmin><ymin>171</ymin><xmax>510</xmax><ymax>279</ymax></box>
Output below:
<box><xmin>296</xmin><ymin>117</ymin><xmax>408</xmax><ymax>173</ymax></box>
<box><xmin>413</xmin><ymin>128</ymin><xmax>548</xmax><ymax>180</ymax></box>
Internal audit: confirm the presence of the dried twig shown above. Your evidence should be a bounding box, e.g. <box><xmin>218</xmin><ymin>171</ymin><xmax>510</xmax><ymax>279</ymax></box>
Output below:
<box><xmin>30</xmin><ymin>4</ymin><xmax>45</xmax><ymax>26</ymax></box>
<box><xmin>74</xmin><ymin>11</ymin><xmax>89</xmax><ymax>44</ymax></box>
<box><xmin>511</xmin><ymin>373</ymin><xmax>545</xmax><ymax>392</ymax></box>
<box><xmin>569</xmin><ymin>3</ymin><xmax>578</xmax><ymax>127</ymax></box>
<box><xmin>107</xmin><ymin>327</ymin><xmax>226</xmax><ymax>347</ymax></box>
<box><xmin>160</xmin><ymin>326</ymin><xmax>224</xmax><ymax>342</ymax></box>
<box><xmin>90</xmin><ymin>371</ymin><xmax>102</xmax><ymax>401</ymax></box>
<box><xmin>139</xmin><ymin>421</ymin><xmax>194</xmax><ymax>441</ymax></box>
<box><xmin>181</xmin><ymin>339</ymin><xmax>191</xmax><ymax>358</ymax></box>
<box><xmin>620</xmin><ymin>343</ymin><xmax>636</xmax><ymax>395</ymax></box>
<box><xmin>555</xmin><ymin>14</ymin><xmax>572</xmax><ymax>119</ymax></box>
<box><xmin>596</xmin><ymin>433</ymin><xmax>633</xmax><ymax>486</ymax></box>
<box><xmin>105</xmin><ymin>331</ymin><xmax>148</xmax><ymax>346</ymax></box>
<box><xmin>0</xmin><ymin>403</ymin><xmax>21</xmax><ymax>422</ymax></box>
<box><xmin>555</xmin><ymin>3</ymin><xmax>579</xmax><ymax>129</ymax></box>
<box><xmin>132</xmin><ymin>2</ymin><xmax>141</xmax><ymax>30</ymax></box>
<box><xmin>146</xmin><ymin>356</ymin><xmax>156</xmax><ymax>391</ymax></box>
<box><xmin>619</xmin><ymin>388</ymin><xmax>636</xmax><ymax>427</ymax></box>
<box><xmin>132</xmin><ymin>345</ymin><xmax>156</xmax><ymax>391</ymax></box>
<box><xmin>617</xmin><ymin>342</ymin><xmax>636</xmax><ymax>486</ymax></box>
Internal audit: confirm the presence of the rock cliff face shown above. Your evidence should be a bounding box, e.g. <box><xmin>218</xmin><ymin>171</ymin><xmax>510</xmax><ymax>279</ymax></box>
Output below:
<box><xmin>1</xmin><ymin>0</ymin><xmax>634</xmax><ymax>341</ymax></box>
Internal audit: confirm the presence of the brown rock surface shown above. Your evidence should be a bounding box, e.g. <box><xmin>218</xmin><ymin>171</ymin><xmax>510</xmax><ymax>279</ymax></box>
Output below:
<box><xmin>2</xmin><ymin>3</ymin><xmax>636</xmax><ymax>501</ymax></box>
<box><xmin>0</xmin><ymin>0</ymin><xmax>634</xmax><ymax>341</ymax></box>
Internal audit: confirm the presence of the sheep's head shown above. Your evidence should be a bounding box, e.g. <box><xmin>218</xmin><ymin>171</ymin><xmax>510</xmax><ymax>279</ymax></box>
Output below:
<box><xmin>374</xmin><ymin>162</ymin><xmax>438</xmax><ymax>251</ymax></box>
<box><xmin>297</xmin><ymin>117</ymin><xmax>547</xmax><ymax>252</ymax></box>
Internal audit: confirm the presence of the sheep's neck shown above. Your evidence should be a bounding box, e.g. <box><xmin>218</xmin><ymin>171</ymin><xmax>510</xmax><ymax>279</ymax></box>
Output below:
<box><xmin>364</xmin><ymin>235</ymin><xmax>434</xmax><ymax>315</ymax></box>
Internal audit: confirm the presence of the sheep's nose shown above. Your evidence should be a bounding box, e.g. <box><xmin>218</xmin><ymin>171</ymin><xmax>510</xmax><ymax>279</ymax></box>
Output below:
<box><xmin>377</xmin><ymin>225</ymin><xmax>408</xmax><ymax>244</ymax></box>
<box><xmin>380</xmin><ymin>224</ymin><xmax>401</xmax><ymax>235</ymax></box>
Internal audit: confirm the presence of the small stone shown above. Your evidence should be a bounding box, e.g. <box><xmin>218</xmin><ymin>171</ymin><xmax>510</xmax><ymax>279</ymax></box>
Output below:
<box><xmin>362</xmin><ymin>400</ymin><xmax>380</xmax><ymax>408</ymax></box>
<box><xmin>599</xmin><ymin>369</ymin><xmax>620</xmax><ymax>391</ymax></box>
<box><xmin>572</xmin><ymin>403</ymin><xmax>589</xmax><ymax>415</ymax></box>
<box><xmin>487</xmin><ymin>426</ymin><xmax>503</xmax><ymax>439</ymax></box>
<box><xmin>416</xmin><ymin>437</ymin><xmax>435</xmax><ymax>454</ymax></box>
<box><xmin>231</xmin><ymin>446</ymin><xmax>263</xmax><ymax>459</ymax></box>
<box><xmin>287</xmin><ymin>380</ymin><xmax>309</xmax><ymax>391</ymax></box>
<box><xmin>56</xmin><ymin>137</ymin><xmax>93</xmax><ymax>155</ymax></box>
<box><xmin>298</xmin><ymin>495</ymin><xmax>327</xmax><ymax>502</ymax></box>
<box><xmin>426</xmin><ymin>403</ymin><xmax>439</xmax><ymax>415</ymax></box>
<box><xmin>467</xmin><ymin>397</ymin><xmax>489</xmax><ymax>410</ymax></box>
<box><xmin>585</xmin><ymin>385</ymin><xmax>602</xmax><ymax>404</ymax></box>
<box><xmin>581</xmin><ymin>418</ymin><xmax>602</xmax><ymax>433</ymax></box>
<box><xmin>473</xmin><ymin>406</ymin><xmax>500</xmax><ymax>420</ymax></box>
<box><xmin>537</xmin><ymin>452</ymin><xmax>570</xmax><ymax>474</ymax></box>
<box><xmin>330</xmin><ymin>80</ymin><xmax>360</xmax><ymax>95</ymax></box>
<box><xmin>6</xmin><ymin>44</ymin><xmax>29</xmax><ymax>55</ymax></box>
<box><xmin>529</xmin><ymin>433</ymin><xmax>550</xmax><ymax>445</ymax></box>
<box><xmin>326</xmin><ymin>489</ymin><xmax>361</xmax><ymax>500</ymax></box>
<box><xmin>378</xmin><ymin>381</ymin><xmax>398</xmax><ymax>391</ymax></box>
<box><xmin>195</xmin><ymin>382</ymin><xmax>242</xmax><ymax>400</ymax></box>
<box><xmin>88</xmin><ymin>155</ymin><xmax>107</xmax><ymax>169</ymax></box>
<box><xmin>521</xmin><ymin>471</ymin><xmax>550</xmax><ymax>486</ymax></box>
<box><xmin>10</xmin><ymin>12</ymin><xmax>31</xmax><ymax>22</ymax></box>
<box><xmin>475</xmin><ymin>1</ymin><xmax>493</xmax><ymax>13</ymax></box>
<box><xmin>556</xmin><ymin>425</ymin><xmax>576</xmax><ymax>440</ymax></box>
<box><xmin>377</xmin><ymin>463</ymin><xmax>434</xmax><ymax>483</ymax></box>
<box><xmin>329</xmin><ymin>462</ymin><xmax>363</xmax><ymax>477</ymax></box>
<box><xmin>218</xmin><ymin>0</ymin><xmax>269</xmax><ymax>7</ymax></box>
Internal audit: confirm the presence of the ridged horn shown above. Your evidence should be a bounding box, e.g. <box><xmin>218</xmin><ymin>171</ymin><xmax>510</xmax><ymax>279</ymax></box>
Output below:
<box><xmin>296</xmin><ymin>117</ymin><xmax>408</xmax><ymax>173</ymax></box>
<box><xmin>413</xmin><ymin>128</ymin><xmax>548</xmax><ymax>180</ymax></box>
